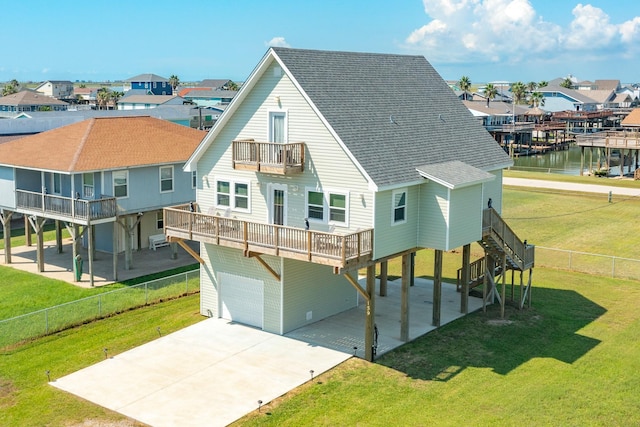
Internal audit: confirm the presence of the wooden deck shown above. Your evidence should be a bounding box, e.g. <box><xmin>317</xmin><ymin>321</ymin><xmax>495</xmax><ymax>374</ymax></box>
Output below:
<box><xmin>232</xmin><ymin>139</ymin><xmax>305</xmax><ymax>175</ymax></box>
<box><xmin>14</xmin><ymin>190</ymin><xmax>118</xmax><ymax>224</ymax></box>
<box><xmin>163</xmin><ymin>204</ymin><xmax>373</xmax><ymax>271</ymax></box>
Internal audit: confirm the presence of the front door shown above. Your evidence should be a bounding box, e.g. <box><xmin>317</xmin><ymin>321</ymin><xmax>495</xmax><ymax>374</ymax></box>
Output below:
<box><xmin>270</xmin><ymin>184</ymin><xmax>287</xmax><ymax>226</ymax></box>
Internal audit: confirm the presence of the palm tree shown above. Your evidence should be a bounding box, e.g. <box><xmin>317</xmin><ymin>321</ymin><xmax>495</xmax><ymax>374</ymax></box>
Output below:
<box><xmin>529</xmin><ymin>91</ymin><xmax>545</xmax><ymax>108</ymax></box>
<box><xmin>526</xmin><ymin>81</ymin><xmax>538</xmax><ymax>93</ymax></box>
<box><xmin>511</xmin><ymin>81</ymin><xmax>527</xmax><ymax>105</ymax></box>
<box><xmin>226</xmin><ymin>81</ymin><xmax>239</xmax><ymax>91</ymax></box>
<box><xmin>111</xmin><ymin>90</ymin><xmax>124</xmax><ymax>109</ymax></box>
<box><xmin>560</xmin><ymin>77</ymin><xmax>573</xmax><ymax>89</ymax></box>
<box><xmin>458</xmin><ymin>75</ymin><xmax>471</xmax><ymax>100</ymax></box>
<box><xmin>96</xmin><ymin>87</ymin><xmax>111</xmax><ymax>110</ymax></box>
<box><xmin>169</xmin><ymin>75</ymin><xmax>180</xmax><ymax>95</ymax></box>
<box><xmin>484</xmin><ymin>83</ymin><xmax>498</xmax><ymax>108</ymax></box>
<box><xmin>538</xmin><ymin>80</ymin><xmax>548</xmax><ymax>89</ymax></box>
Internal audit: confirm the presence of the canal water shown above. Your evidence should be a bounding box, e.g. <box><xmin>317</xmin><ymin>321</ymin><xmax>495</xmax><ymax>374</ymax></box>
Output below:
<box><xmin>512</xmin><ymin>144</ymin><xmax>625</xmax><ymax>176</ymax></box>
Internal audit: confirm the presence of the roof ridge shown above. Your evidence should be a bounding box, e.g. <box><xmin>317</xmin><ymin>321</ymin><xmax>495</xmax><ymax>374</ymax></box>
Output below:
<box><xmin>69</xmin><ymin>119</ymin><xmax>95</xmax><ymax>171</ymax></box>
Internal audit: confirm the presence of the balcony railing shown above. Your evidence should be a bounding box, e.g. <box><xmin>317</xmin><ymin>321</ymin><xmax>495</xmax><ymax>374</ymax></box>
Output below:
<box><xmin>164</xmin><ymin>204</ymin><xmax>372</xmax><ymax>270</ymax></box>
<box><xmin>16</xmin><ymin>190</ymin><xmax>118</xmax><ymax>223</ymax></box>
<box><xmin>232</xmin><ymin>139</ymin><xmax>305</xmax><ymax>175</ymax></box>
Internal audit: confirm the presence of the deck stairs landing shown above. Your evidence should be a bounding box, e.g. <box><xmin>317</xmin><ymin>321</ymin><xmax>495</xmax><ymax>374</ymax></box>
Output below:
<box><xmin>458</xmin><ymin>208</ymin><xmax>535</xmax><ymax>315</ymax></box>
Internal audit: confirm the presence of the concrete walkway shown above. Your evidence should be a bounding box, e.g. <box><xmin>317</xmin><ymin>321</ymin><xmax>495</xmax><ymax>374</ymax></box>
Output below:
<box><xmin>504</xmin><ymin>177</ymin><xmax>640</xmax><ymax>197</ymax></box>
<box><xmin>52</xmin><ymin>318</ymin><xmax>352</xmax><ymax>427</ymax></box>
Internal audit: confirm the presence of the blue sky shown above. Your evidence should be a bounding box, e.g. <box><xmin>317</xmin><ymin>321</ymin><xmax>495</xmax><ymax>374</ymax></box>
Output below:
<box><xmin>2</xmin><ymin>0</ymin><xmax>640</xmax><ymax>84</ymax></box>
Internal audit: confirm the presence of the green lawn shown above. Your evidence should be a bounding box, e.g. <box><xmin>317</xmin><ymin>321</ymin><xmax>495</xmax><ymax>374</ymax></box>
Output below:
<box><xmin>504</xmin><ymin>169</ymin><xmax>640</xmax><ymax>189</ymax></box>
<box><xmin>235</xmin><ymin>267</ymin><xmax>640</xmax><ymax>426</ymax></box>
<box><xmin>0</xmin><ymin>294</ymin><xmax>203</xmax><ymax>427</ymax></box>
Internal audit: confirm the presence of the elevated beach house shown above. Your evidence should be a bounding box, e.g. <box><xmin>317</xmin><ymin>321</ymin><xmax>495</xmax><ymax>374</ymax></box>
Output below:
<box><xmin>164</xmin><ymin>48</ymin><xmax>534</xmax><ymax>360</ymax></box>
<box><xmin>0</xmin><ymin>116</ymin><xmax>206</xmax><ymax>285</ymax></box>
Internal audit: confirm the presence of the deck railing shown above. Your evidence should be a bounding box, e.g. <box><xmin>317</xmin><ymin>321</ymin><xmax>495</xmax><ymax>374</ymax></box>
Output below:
<box><xmin>16</xmin><ymin>190</ymin><xmax>118</xmax><ymax>222</ymax></box>
<box><xmin>482</xmin><ymin>208</ymin><xmax>535</xmax><ymax>270</ymax></box>
<box><xmin>164</xmin><ymin>204</ymin><xmax>372</xmax><ymax>269</ymax></box>
<box><xmin>232</xmin><ymin>139</ymin><xmax>305</xmax><ymax>175</ymax></box>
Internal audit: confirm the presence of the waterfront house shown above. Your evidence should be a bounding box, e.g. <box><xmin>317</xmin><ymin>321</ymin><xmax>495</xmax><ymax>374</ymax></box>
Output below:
<box><xmin>164</xmin><ymin>47</ymin><xmax>533</xmax><ymax>360</ymax></box>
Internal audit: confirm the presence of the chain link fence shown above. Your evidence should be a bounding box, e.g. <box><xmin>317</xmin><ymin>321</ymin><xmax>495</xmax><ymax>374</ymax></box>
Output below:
<box><xmin>0</xmin><ymin>269</ymin><xmax>199</xmax><ymax>348</ymax></box>
<box><xmin>535</xmin><ymin>246</ymin><xmax>640</xmax><ymax>280</ymax></box>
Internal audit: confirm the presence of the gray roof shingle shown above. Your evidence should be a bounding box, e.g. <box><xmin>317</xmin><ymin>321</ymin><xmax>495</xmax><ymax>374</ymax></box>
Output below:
<box><xmin>272</xmin><ymin>48</ymin><xmax>511</xmax><ymax>188</ymax></box>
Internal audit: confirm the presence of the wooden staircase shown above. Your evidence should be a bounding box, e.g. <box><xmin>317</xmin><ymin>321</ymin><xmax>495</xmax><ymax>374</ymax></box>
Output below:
<box><xmin>458</xmin><ymin>208</ymin><xmax>535</xmax><ymax>315</ymax></box>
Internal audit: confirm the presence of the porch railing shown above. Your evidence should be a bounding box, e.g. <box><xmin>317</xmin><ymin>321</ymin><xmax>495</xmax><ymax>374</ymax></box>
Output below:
<box><xmin>164</xmin><ymin>204</ymin><xmax>372</xmax><ymax>269</ymax></box>
<box><xmin>16</xmin><ymin>190</ymin><xmax>118</xmax><ymax>222</ymax></box>
<box><xmin>232</xmin><ymin>139</ymin><xmax>305</xmax><ymax>175</ymax></box>
<box><xmin>482</xmin><ymin>208</ymin><xmax>535</xmax><ymax>271</ymax></box>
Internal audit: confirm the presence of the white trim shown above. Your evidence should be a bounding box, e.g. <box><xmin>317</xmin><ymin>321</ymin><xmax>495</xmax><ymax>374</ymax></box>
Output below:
<box><xmin>268</xmin><ymin>183</ymin><xmax>288</xmax><ymax>225</ymax></box>
<box><xmin>214</xmin><ymin>177</ymin><xmax>251</xmax><ymax>213</ymax></box>
<box><xmin>391</xmin><ymin>188</ymin><xmax>407</xmax><ymax>226</ymax></box>
<box><xmin>268</xmin><ymin>109</ymin><xmax>288</xmax><ymax>143</ymax></box>
<box><xmin>159</xmin><ymin>165</ymin><xmax>174</xmax><ymax>193</ymax></box>
<box><xmin>113</xmin><ymin>170</ymin><xmax>129</xmax><ymax>199</ymax></box>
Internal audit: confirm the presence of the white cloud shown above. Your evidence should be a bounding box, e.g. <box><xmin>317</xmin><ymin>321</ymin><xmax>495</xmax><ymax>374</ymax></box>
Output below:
<box><xmin>266</xmin><ymin>37</ymin><xmax>290</xmax><ymax>48</ymax></box>
<box><xmin>405</xmin><ymin>1</ymin><xmax>640</xmax><ymax>67</ymax></box>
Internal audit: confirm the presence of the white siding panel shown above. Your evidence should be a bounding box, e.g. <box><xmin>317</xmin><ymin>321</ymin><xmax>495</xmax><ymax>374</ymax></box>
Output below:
<box><xmin>417</xmin><ymin>182</ymin><xmax>449</xmax><ymax>250</ymax></box>
<box><xmin>281</xmin><ymin>258</ymin><xmax>357</xmax><ymax>333</ymax></box>
<box><xmin>483</xmin><ymin>169</ymin><xmax>503</xmax><ymax>214</ymax></box>
<box><xmin>448</xmin><ymin>184</ymin><xmax>483</xmax><ymax>249</ymax></box>
<box><xmin>373</xmin><ymin>186</ymin><xmax>419</xmax><ymax>259</ymax></box>
<box><xmin>201</xmin><ymin>245</ymin><xmax>282</xmax><ymax>333</ymax></box>
<box><xmin>196</xmin><ymin>60</ymin><xmax>372</xmax><ymax>233</ymax></box>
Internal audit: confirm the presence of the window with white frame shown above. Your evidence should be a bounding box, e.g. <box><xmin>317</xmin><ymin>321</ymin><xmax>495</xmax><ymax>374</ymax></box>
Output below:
<box><xmin>113</xmin><ymin>170</ymin><xmax>128</xmax><ymax>198</ymax></box>
<box><xmin>392</xmin><ymin>189</ymin><xmax>407</xmax><ymax>224</ymax></box>
<box><xmin>269</xmin><ymin>111</ymin><xmax>286</xmax><ymax>143</ymax></box>
<box><xmin>216</xmin><ymin>179</ymin><xmax>249</xmax><ymax>211</ymax></box>
<box><xmin>160</xmin><ymin>166</ymin><xmax>174</xmax><ymax>192</ymax></box>
<box><xmin>191</xmin><ymin>170</ymin><xmax>197</xmax><ymax>189</ymax></box>
<box><xmin>306</xmin><ymin>189</ymin><xmax>348</xmax><ymax>225</ymax></box>
<box><xmin>156</xmin><ymin>211</ymin><xmax>164</xmax><ymax>229</ymax></box>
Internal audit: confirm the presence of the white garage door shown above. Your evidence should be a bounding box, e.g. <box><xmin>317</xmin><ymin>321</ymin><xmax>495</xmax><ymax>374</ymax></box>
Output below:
<box><xmin>219</xmin><ymin>272</ymin><xmax>264</xmax><ymax>329</ymax></box>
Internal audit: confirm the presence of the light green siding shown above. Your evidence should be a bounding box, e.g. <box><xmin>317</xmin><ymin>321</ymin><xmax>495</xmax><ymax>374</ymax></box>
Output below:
<box><xmin>196</xmin><ymin>59</ymin><xmax>372</xmax><ymax>233</ymax></box>
<box><xmin>417</xmin><ymin>182</ymin><xmax>449</xmax><ymax>250</ymax></box>
<box><xmin>483</xmin><ymin>169</ymin><xmax>504</xmax><ymax>213</ymax></box>
<box><xmin>281</xmin><ymin>258</ymin><xmax>357</xmax><ymax>333</ymax></box>
<box><xmin>200</xmin><ymin>244</ymin><xmax>282</xmax><ymax>333</ymax></box>
<box><xmin>448</xmin><ymin>184</ymin><xmax>483</xmax><ymax>249</ymax></box>
<box><xmin>373</xmin><ymin>186</ymin><xmax>420</xmax><ymax>259</ymax></box>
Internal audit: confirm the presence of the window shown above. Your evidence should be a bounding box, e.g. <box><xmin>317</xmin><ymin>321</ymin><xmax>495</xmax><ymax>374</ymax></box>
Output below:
<box><xmin>216</xmin><ymin>180</ymin><xmax>230</xmax><ymax>207</ymax></box>
<box><xmin>215</xmin><ymin>179</ymin><xmax>250</xmax><ymax>211</ymax></box>
<box><xmin>83</xmin><ymin>173</ymin><xmax>94</xmax><ymax>198</ymax></box>
<box><xmin>392</xmin><ymin>189</ymin><xmax>407</xmax><ymax>224</ymax></box>
<box><xmin>192</xmin><ymin>170</ymin><xmax>197</xmax><ymax>189</ymax></box>
<box><xmin>269</xmin><ymin>111</ymin><xmax>286</xmax><ymax>143</ymax></box>
<box><xmin>52</xmin><ymin>173</ymin><xmax>61</xmax><ymax>194</ymax></box>
<box><xmin>113</xmin><ymin>170</ymin><xmax>128</xmax><ymax>198</ymax></box>
<box><xmin>156</xmin><ymin>211</ymin><xmax>164</xmax><ymax>230</ymax></box>
<box><xmin>160</xmin><ymin>166</ymin><xmax>174</xmax><ymax>192</ymax></box>
<box><xmin>306</xmin><ymin>189</ymin><xmax>348</xmax><ymax>225</ymax></box>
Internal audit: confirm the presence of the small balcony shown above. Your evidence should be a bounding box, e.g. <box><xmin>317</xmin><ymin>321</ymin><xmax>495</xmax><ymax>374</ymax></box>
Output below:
<box><xmin>164</xmin><ymin>204</ymin><xmax>373</xmax><ymax>271</ymax></box>
<box><xmin>16</xmin><ymin>190</ymin><xmax>118</xmax><ymax>224</ymax></box>
<box><xmin>232</xmin><ymin>139</ymin><xmax>305</xmax><ymax>175</ymax></box>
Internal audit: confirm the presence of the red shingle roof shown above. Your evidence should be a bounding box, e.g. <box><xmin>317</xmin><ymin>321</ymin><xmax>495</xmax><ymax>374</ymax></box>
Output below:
<box><xmin>0</xmin><ymin>116</ymin><xmax>206</xmax><ymax>172</ymax></box>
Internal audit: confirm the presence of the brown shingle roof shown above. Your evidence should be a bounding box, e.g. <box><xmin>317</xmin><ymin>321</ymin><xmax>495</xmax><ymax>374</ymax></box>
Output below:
<box><xmin>0</xmin><ymin>116</ymin><xmax>206</xmax><ymax>172</ymax></box>
<box><xmin>621</xmin><ymin>108</ymin><xmax>640</xmax><ymax>127</ymax></box>
<box><xmin>0</xmin><ymin>89</ymin><xmax>69</xmax><ymax>106</ymax></box>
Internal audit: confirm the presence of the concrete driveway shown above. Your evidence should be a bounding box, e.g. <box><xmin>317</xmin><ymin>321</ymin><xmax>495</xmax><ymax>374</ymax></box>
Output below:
<box><xmin>52</xmin><ymin>318</ymin><xmax>351</xmax><ymax>427</ymax></box>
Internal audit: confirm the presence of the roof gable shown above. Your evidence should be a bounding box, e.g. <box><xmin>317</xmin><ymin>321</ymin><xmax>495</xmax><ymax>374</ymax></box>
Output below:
<box><xmin>186</xmin><ymin>48</ymin><xmax>511</xmax><ymax>188</ymax></box>
<box><xmin>0</xmin><ymin>116</ymin><xmax>206</xmax><ymax>172</ymax></box>
<box><xmin>125</xmin><ymin>73</ymin><xmax>169</xmax><ymax>82</ymax></box>
<box><xmin>0</xmin><ymin>90</ymin><xmax>69</xmax><ymax>106</ymax></box>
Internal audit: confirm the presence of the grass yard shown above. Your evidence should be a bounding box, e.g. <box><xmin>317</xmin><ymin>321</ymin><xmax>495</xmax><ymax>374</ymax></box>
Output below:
<box><xmin>0</xmin><ymin>220</ymin><xmax>70</xmax><ymax>250</ymax></box>
<box><xmin>235</xmin><ymin>267</ymin><xmax>640</xmax><ymax>426</ymax></box>
<box><xmin>504</xmin><ymin>169</ymin><xmax>640</xmax><ymax>189</ymax></box>
<box><xmin>0</xmin><ymin>294</ymin><xmax>203</xmax><ymax>427</ymax></box>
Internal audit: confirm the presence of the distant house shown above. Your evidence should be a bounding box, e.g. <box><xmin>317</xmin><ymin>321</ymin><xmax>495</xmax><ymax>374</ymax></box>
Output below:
<box><xmin>124</xmin><ymin>73</ymin><xmax>172</xmax><ymax>95</ymax></box>
<box><xmin>35</xmin><ymin>80</ymin><xmax>74</xmax><ymax>100</ymax></box>
<box><xmin>73</xmin><ymin>87</ymin><xmax>97</xmax><ymax>105</ymax></box>
<box><xmin>0</xmin><ymin>116</ymin><xmax>206</xmax><ymax>285</ymax></box>
<box><xmin>163</xmin><ymin>47</ymin><xmax>533</xmax><ymax>361</ymax></box>
<box><xmin>0</xmin><ymin>89</ymin><xmax>69</xmax><ymax>113</ymax></box>
<box><xmin>199</xmin><ymin>79</ymin><xmax>234</xmax><ymax>90</ymax></box>
<box><xmin>117</xmin><ymin>94</ymin><xmax>186</xmax><ymax>110</ymax></box>
<box><xmin>538</xmin><ymin>85</ymin><xmax>602</xmax><ymax>112</ymax></box>
<box><xmin>178</xmin><ymin>88</ymin><xmax>237</xmax><ymax>107</ymax></box>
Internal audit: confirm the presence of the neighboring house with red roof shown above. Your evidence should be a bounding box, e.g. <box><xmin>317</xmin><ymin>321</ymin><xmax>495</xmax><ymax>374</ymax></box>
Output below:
<box><xmin>0</xmin><ymin>116</ymin><xmax>206</xmax><ymax>285</ymax></box>
<box><xmin>0</xmin><ymin>89</ymin><xmax>69</xmax><ymax>113</ymax></box>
